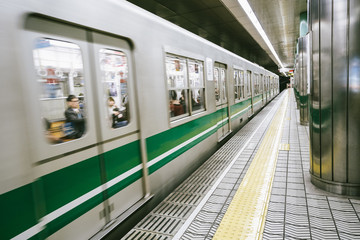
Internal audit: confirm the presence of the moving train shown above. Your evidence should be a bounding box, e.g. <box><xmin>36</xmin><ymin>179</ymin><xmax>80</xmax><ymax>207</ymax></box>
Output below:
<box><xmin>0</xmin><ymin>0</ymin><xmax>279</xmax><ymax>239</ymax></box>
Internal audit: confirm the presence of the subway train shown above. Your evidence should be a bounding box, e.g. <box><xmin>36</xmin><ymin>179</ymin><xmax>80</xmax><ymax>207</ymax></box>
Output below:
<box><xmin>0</xmin><ymin>0</ymin><xmax>279</xmax><ymax>239</ymax></box>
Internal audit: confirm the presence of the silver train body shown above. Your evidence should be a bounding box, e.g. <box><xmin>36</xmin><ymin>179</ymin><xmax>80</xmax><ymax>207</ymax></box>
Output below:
<box><xmin>0</xmin><ymin>0</ymin><xmax>279</xmax><ymax>239</ymax></box>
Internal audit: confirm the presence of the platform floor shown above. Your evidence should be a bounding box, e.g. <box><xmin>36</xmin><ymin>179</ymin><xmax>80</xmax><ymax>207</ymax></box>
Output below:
<box><xmin>122</xmin><ymin>89</ymin><xmax>360</xmax><ymax>240</ymax></box>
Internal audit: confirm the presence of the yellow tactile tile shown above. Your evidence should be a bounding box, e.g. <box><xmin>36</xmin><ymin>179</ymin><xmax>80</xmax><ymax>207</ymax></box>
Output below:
<box><xmin>279</xmin><ymin>143</ymin><xmax>290</xmax><ymax>151</ymax></box>
<box><xmin>213</xmin><ymin>90</ymin><xmax>289</xmax><ymax>240</ymax></box>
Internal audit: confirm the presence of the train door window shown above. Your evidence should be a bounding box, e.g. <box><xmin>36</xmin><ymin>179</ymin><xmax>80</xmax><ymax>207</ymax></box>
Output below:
<box><xmin>246</xmin><ymin>71</ymin><xmax>251</xmax><ymax>98</ymax></box>
<box><xmin>234</xmin><ymin>70</ymin><xmax>239</xmax><ymax>100</ymax></box>
<box><xmin>214</xmin><ymin>67</ymin><xmax>220</xmax><ymax>104</ymax></box>
<box><xmin>99</xmin><ymin>49</ymin><xmax>129</xmax><ymax>129</ymax></box>
<box><xmin>265</xmin><ymin>76</ymin><xmax>267</xmax><ymax>92</ymax></box>
<box><xmin>33</xmin><ymin>38</ymin><xmax>86</xmax><ymax>144</ymax></box>
<box><xmin>254</xmin><ymin>73</ymin><xmax>258</xmax><ymax>95</ymax></box>
<box><xmin>214</xmin><ymin>63</ymin><xmax>229</xmax><ymax>141</ymax></box>
<box><xmin>234</xmin><ymin>69</ymin><xmax>244</xmax><ymax>101</ymax></box>
<box><xmin>188</xmin><ymin>59</ymin><xmax>205</xmax><ymax>113</ymax></box>
<box><xmin>166</xmin><ymin>55</ymin><xmax>189</xmax><ymax>119</ymax></box>
<box><xmin>220</xmin><ymin>68</ymin><xmax>227</xmax><ymax>103</ymax></box>
<box><xmin>253</xmin><ymin>74</ymin><xmax>256</xmax><ymax>95</ymax></box>
<box><xmin>214</xmin><ymin>64</ymin><xmax>227</xmax><ymax>106</ymax></box>
<box><xmin>239</xmin><ymin>70</ymin><xmax>245</xmax><ymax>99</ymax></box>
<box><xmin>260</xmin><ymin>74</ymin><xmax>263</xmax><ymax>93</ymax></box>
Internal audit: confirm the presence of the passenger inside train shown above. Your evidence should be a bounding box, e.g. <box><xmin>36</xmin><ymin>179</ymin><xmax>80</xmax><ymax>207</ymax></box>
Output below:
<box><xmin>64</xmin><ymin>95</ymin><xmax>86</xmax><ymax>139</ymax></box>
<box><xmin>107</xmin><ymin>96</ymin><xmax>128</xmax><ymax>128</ymax></box>
<box><xmin>169</xmin><ymin>90</ymin><xmax>184</xmax><ymax>117</ymax></box>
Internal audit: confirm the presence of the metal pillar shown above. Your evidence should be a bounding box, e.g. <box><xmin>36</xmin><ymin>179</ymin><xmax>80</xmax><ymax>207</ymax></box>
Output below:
<box><xmin>309</xmin><ymin>0</ymin><xmax>360</xmax><ymax>196</ymax></box>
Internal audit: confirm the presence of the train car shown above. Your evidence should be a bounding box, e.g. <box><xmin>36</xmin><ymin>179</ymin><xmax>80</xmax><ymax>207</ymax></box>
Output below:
<box><xmin>0</xmin><ymin>0</ymin><xmax>279</xmax><ymax>239</ymax></box>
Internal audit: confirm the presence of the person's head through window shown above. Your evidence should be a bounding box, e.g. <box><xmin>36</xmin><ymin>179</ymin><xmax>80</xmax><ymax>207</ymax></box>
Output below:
<box><xmin>108</xmin><ymin>96</ymin><xmax>115</xmax><ymax>108</ymax></box>
<box><xmin>67</xmin><ymin>95</ymin><xmax>79</xmax><ymax>110</ymax></box>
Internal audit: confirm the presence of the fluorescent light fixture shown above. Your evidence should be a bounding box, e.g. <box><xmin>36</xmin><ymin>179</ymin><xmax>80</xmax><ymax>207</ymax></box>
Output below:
<box><xmin>238</xmin><ymin>0</ymin><xmax>285</xmax><ymax>69</ymax></box>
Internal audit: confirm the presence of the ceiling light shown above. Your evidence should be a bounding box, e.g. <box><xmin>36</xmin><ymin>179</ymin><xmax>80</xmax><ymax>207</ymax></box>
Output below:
<box><xmin>237</xmin><ymin>0</ymin><xmax>285</xmax><ymax>69</ymax></box>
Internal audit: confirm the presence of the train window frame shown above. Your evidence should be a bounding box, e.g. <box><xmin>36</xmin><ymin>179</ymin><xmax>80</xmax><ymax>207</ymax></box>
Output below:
<box><xmin>233</xmin><ymin>68</ymin><xmax>245</xmax><ymax>102</ymax></box>
<box><xmin>253</xmin><ymin>73</ymin><xmax>260</xmax><ymax>96</ymax></box>
<box><xmin>99</xmin><ymin>48</ymin><xmax>130</xmax><ymax>130</ymax></box>
<box><xmin>91</xmin><ymin>31</ymin><xmax>138</xmax><ymax>141</ymax></box>
<box><xmin>33</xmin><ymin>38</ymin><xmax>87</xmax><ymax>145</ymax></box>
<box><xmin>214</xmin><ymin>62</ymin><xmax>228</xmax><ymax>107</ymax></box>
<box><xmin>25</xmin><ymin>15</ymin><xmax>98</xmax><ymax>162</ymax></box>
<box><xmin>246</xmin><ymin>70</ymin><xmax>252</xmax><ymax>98</ymax></box>
<box><xmin>188</xmin><ymin>59</ymin><xmax>206</xmax><ymax>115</ymax></box>
<box><xmin>234</xmin><ymin>70</ymin><xmax>239</xmax><ymax>101</ymax></box>
<box><xmin>165</xmin><ymin>53</ymin><xmax>206</xmax><ymax>122</ymax></box>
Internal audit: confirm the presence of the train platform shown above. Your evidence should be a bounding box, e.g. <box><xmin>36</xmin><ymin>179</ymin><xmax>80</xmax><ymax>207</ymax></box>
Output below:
<box><xmin>122</xmin><ymin>89</ymin><xmax>360</xmax><ymax>240</ymax></box>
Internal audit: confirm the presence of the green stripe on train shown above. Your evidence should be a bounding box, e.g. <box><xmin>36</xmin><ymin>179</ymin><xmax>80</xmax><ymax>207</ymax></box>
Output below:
<box><xmin>104</xmin><ymin>140</ymin><xmax>143</xmax><ymax>197</ymax></box>
<box><xmin>42</xmin><ymin>141</ymin><xmax>142</xmax><ymax>237</ymax></box>
<box><xmin>0</xmin><ymin>184</ymin><xmax>37</xmax><ymax>239</ymax></box>
<box><xmin>0</xmin><ymin>101</ymin><xmax>252</xmax><ymax>239</ymax></box>
<box><xmin>230</xmin><ymin>98</ymin><xmax>251</xmax><ymax>117</ymax></box>
<box><xmin>253</xmin><ymin>94</ymin><xmax>263</xmax><ymax>104</ymax></box>
<box><xmin>146</xmin><ymin>110</ymin><xmax>219</xmax><ymax>163</ymax></box>
<box><xmin>146</xmin><ymin>100</ymin><xmax>258</xmax><ymax>174</ymax></box>
<box><xmin>0</xmin><ymin>141</ymin><xmax>142</xmax><ymax>239</ymax></box>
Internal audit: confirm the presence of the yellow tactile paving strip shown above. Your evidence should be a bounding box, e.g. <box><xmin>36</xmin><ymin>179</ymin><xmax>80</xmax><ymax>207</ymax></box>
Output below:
<box><xmin>279</xmin><ymin>143</ymin><xmax>290</xmax><ymax>151</ymax></box>
<box><xmin>213</xmin><ymin>90</ymin><xmax>289</xmax><ymax>240</ymax></box>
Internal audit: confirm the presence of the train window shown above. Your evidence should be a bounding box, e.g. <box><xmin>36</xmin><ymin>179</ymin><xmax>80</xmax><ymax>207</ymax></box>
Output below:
<box><xmin>214</xmin><ymin>64</ymin><xmax>228</xmax><ymax>106</ymax></box>
<box><xmin>247</xmin><ymin>71</ymin><xmax>251</xmax><ymax>97</ymax></box>
<box><xmin>188</xmin><ymin>60</ymin><xmax>205</xmax><ymax>113</ymax></box>
<box><xmin>214</xmin><ymin>67</ymin><xmax>220</xmax><ymax>103</ymax></box>
<box><xmin>99</xmin><ymin>49</ymin><xmax>129</xmax><ymax>129</ymax></box>
<box><xmin>234</xmin><ymin>69</ymin><xmax>244</xmax><ymax>101</ymax></box>
<box><xmin>33</xmin><ymin>38</ymin><xmax>86</xmax><ymax>144</ymax></box>
<box><xmin>166</xmin><ymin>55</ymin><xmax>189</xmax><ymax>119</ymax></box>
<box><xmin>254</xmin><ymin>73</ymin><xmax>260</xmax><ymax>95</ymax></box>
<box><xmin>166</xmin><ymin>54</ymin><xmax>205</xmax><ymax>120</ymax></box>
<box><xmin>239</xmin><ymin>70</ymin><xmax>244</xmax><ymax>99</ymax></box>
<box><xmin>253</xmin><ymin>74</ymin><xmax>256</xmax><ymax>95</ymax></box>
<box><xmin>234</xmin><ymin>70</ymin><xmax>239</xmax><ymax>100</ymax></box>
<box><xmin>220</xmin><ymin>69</ymin><xmax>227</xmax><ymax>102</ymax></box>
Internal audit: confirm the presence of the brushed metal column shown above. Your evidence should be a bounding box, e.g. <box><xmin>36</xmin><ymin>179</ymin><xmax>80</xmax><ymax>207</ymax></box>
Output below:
<box><xmin>332</xmin><ymin>0</ymin><xmax>348</xmax><ymax>184</ymax></box>
<box><xmin>298</xmin><ymin>35</ymin><xmax>310</xmax><ymax>126</ymax></box>
<box><xmin>348</xmin><ymin>0</ymin><xmax>360</xmax><ymax>184</ymax></box>
<box><xmin>310</xmin><ymin>0</ymin><xmax>320</xmax><ymax>178</ymax></box>
<box><xmin>309</xmin><ymin>0</ymin><xmax>360</xmax><ymax>196</ymax></box>
<box><xmin>319</xmin><ymin>0</ymin><xmax>332</xmax><ymax>181</ymax></box>
<box><xmin>295</xmin><ymin>55</ymin><xmax>300</xmax><ymax>109</ymax></box>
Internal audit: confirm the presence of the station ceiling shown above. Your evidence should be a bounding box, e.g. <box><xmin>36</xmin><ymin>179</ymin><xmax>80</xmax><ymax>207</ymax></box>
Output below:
<box><xmin>126</xmin><ymin>0</ymin><xmax>307</xmax><ymax>75</ymax></box>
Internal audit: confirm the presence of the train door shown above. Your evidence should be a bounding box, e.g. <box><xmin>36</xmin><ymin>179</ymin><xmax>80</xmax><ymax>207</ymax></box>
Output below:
<box><xmin>247</xmin><ymin>70</ymin><xmax>254</xmax><ymax>115</ymax></box>
<box><xmin>91</xmin><ymin>32</ymin><xmax>145</xmax><ymax>226</ymax></box>
<box><xmin>24</xmin><ymin>16</ymin><xmax>105</xmax><ymax>238</ymax></box>
<box><xmin>214</xmin><ymin>63</ymin><xmax>230</xmax><ymax>141</ymax></box>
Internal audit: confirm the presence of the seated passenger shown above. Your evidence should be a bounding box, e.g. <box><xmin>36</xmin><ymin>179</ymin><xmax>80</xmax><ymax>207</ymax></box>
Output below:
<box><xmin>169</xmin><ymin>90</ymin><xmax>184</xmax><ymax>117</ymax></box>
<box><xmin>64</xmin><ymin>95</ymin><xmax>85</xmax><ymax>139</ymax></box>
<box><xmin>107</xmin><ymin>97</ymin><xmax>128</xmax><ymax>128</ymax></box>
